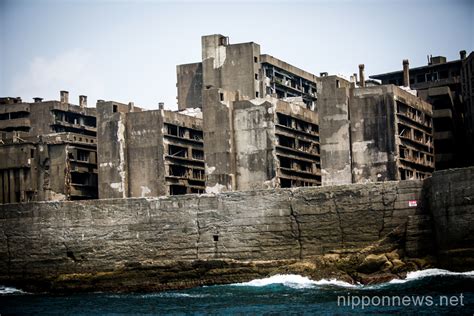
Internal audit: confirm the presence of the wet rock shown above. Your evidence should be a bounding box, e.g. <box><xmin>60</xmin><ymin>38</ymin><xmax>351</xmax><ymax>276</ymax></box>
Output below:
<box><xmin>357</xmin><ymin>254</ymin><xmax>389</xmax><ymax>274</ymax></box>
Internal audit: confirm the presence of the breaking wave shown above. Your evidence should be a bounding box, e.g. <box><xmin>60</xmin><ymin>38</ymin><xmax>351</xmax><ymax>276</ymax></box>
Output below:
<box><xmin>0</xmin><ymin>286</ymin><xmax>26</xmax><ymax>295</ymax></box>
<box><xmin>233</xmin><ymin>274</ymin><xmax>357</xmax><ymax>289</ymax></box>
<box><xmin>388</xmin><ymin>268</ymin><xmax>474</xmax><ymax>284</ymax></box>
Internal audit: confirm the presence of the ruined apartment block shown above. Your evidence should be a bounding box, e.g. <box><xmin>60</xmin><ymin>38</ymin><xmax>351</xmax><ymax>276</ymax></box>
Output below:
<box><xmin>202</xmin><ymin>88</ymin><xmax>321</xmax><ymax>193</ymax></box>
<box><xmin>318</xmin><ymin>71</ymin><xmax>435</xmax><ymax>184</ymax></box>
<box><xmin>371</xmin><ymin>51</ymin><xmax>473</xmax><ymax>169</ymax></box>
<box><xmin>97</xmin><ymin>101</ymin><xmax>204</xmax><ymax>198</ymax></box>
<box><xmin>0</xmin><ymin>92</ymin><xmax>98</xmax><ymax>203</ymax></box>
<box><xmin>179</xmin><ymin>34</ymin><xmax>321</xmax><ymax>192</ymax></box>
<box><xmin>177</xmin><ymin>34</ymin><xmax>320</xmax><ymax>112</ymax></box>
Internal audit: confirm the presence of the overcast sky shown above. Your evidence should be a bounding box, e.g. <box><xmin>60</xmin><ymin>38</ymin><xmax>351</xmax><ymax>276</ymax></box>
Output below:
<box><xmin>1</xmin><ymin>0</ymin><xmax>473</xmax><ymax>110</ymax></box>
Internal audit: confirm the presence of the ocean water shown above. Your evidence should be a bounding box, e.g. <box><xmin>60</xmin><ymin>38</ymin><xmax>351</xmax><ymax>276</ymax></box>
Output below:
<box><xmin>1</xmin><ymin>269</ymin><xmax>473</xmax><ymax>315</ymax></box>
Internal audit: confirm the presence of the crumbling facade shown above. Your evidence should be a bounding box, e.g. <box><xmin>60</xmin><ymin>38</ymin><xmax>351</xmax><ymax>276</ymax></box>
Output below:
<box><xmin>179</xmin><ymin>34</ymin><xmax>321</xmax><ymax>193</ymax></box>
<box><xmin>97</xmin><ymin>101</ymin><xmax>204</xmax><ymax>198</ymax></box>
<box><xmin>318</xmin><ymin>74</ymin><xmax>434</xmax><ymax>184</ymax></box>
<box><xmin>370</xmin><ymin>51</ymin><xmax>473</xmax><ymax>169</ymax></box>
<box><xmin>0</xmin><ymin>92</ymin><xmax>98</xmax><ymax>203</ymax></box>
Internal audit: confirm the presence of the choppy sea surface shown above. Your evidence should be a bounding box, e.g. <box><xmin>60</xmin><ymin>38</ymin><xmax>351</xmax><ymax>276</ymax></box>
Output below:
<box><xmin>1</xmin><ymin>269</ymin><xmax>473</xmax><ymax>315</ymax></box>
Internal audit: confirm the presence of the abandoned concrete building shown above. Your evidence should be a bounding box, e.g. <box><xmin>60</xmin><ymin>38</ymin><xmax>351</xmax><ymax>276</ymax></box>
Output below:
<box><xmin>370</xmin><ymin>51</ymin><xmax>474</xmax><ymax>169</ymax></box>
<box><xmin>0</xmin><ymin>92</ymin><xmax>98</xmax><ymax>203</ymax></box>
<box><xmin>97</xmin><ymin>101</ymin><xmax>204</xmax><ymax>198</ymax></box>
<box><xmin>319</xmin><ymin>73</ymin><xmax>435</xmax><ymax>185</ymax></box>
<box><xmin>178</xmin><ymin>34</ymin><xmax>322</xmax><ymax>192</ymax></box>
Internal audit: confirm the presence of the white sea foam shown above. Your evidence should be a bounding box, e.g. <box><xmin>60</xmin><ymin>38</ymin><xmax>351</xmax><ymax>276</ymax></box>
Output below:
<box><xmin>0</xmin><ymin>286</ymin><xmax>25</xmax><ymax>294</ymax></box>
<box><xmin>233</xmin><ymin>274</ymin><xmax>357</xmax><ymax>289</ymax></box>
<box><xmin>388</xmin><ymin>268</ymin><xmax>474</xmax><ymax>284</ymax></box>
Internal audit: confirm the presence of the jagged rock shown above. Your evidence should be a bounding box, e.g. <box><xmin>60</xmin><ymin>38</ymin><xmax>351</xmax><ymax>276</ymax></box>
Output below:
<box><xmin>385</xmin><ymin>250</ymin><xmax>400</xmax><ymax>261</ymax></box>
<box><xmin>391</xmin><ymin>259</ymin><xmax>406</xmax><ymax>272</ymax></box>
<box><xmin>357</xmin><ymin>254</ymin><xmax>389</xmax><ymax>274</ymax></box>
<box><xmin>353</xmin><ymin>272</ymin><xmax>397</xmax><ymax>285</ymax></box>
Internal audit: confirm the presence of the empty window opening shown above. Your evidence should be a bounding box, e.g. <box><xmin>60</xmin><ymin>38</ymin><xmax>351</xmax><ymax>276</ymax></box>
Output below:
<box><xmin>278</xmin><ymin>135</ymin><xmax>295</xmax><ymax>149</ymax></box>
<box><xmin>170</xmin><ymin>185</ymin><xmax>187</xmax><ymax>195</ymax></box>
<box><xmin>192</xmin><ymin>149</ymin><xmax>204</xmax><ymax>160</ymax></box>
<box><xmin>277</xmin><ymin>113</ymin><xmax>292</xmax><ymax>127</ymax></box>
<box><xmin>189</xmin><ymin>129</ymin><xmax>203</xmax><ymax>141</ymax></box>
<box><xmin>256</xmin><ymin>92</ymin><xmax>259</xmax><ymax>98</ymax></box>
<box><xmin>298</xmin><ymin>140</ymin><xmax>311</xmax><ymax>152</ymax></box>
<box><xmin>254</xmin><ymin>56</ymin><xmax>258</xmax><ymax>63</ymax></box>
<box><xmin>219</xmin><ymin>93</ymin><xmax>224</xmax><ymax>101</ymax></box>
<box><xmin>213</xmin><ymin>235</ymin><xmax>219</xmax><ymax>242</ymax></box>
<box><xmin>192</xmin><ymin>169</ymin><xmax>204</xmax><ymax>180</ymax></box>
<box><xmin>280</xmin><ymin>178</ymin><xmax>292</xmax><ymax>188</ymax></box>
<box><xmin>279</xmin><ymin>156</ymin><xmax>292</xmax><ymax>169</ymax></box>
<box><xmin>76</xmin><ymin>150</ymin><xmax>90</xmax><ymax>162</ymax></box>
<box><xmin>178</xmin><ymin>127</ymin><xmax>186</xmax><ymax>138</ymax></box>
<box><xmin>113</xmin><ymin>105</ymin><xmax>118</xmax><ymax>113</ymax></box>
<box><xmin>255</xmin><ymin>73</ymin><xmax>258</xmax><ymax>80</ymax></box>
<box><xmin>166</xmin><ymin>124</ymin><xmax>178</xmax><ymax>136</ymax></box>
<box><xmin>169</xmin><ymin>165</ymin><xmax>188</xmax><ymax>177</ymax></box>
<box><xmin>30</xmin><ymin>149</ymin><xmax>35</xmax><ymax>158</ymax></box>
<box><xmin>168</xmin><ymin>145</ymin><xmax>187</xmax><ymax>157</ymax></box>
<box><xmin>71</xmin><ymin>173</ymin><xmax>92</xmax><ymax>185</ymax></box>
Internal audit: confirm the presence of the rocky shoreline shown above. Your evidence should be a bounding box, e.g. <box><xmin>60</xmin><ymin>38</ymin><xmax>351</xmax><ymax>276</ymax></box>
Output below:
<box><xmin>0</xmin><ymin>228</ymin><xmax>450</xmax><ymax>294</ymax></box>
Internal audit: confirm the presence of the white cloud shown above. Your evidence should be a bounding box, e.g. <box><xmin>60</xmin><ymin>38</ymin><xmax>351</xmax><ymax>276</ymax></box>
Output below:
<box><xmin>11</xmin><ymin>49</ymin><xmax>105</xmax><ymax>105</ymax></box>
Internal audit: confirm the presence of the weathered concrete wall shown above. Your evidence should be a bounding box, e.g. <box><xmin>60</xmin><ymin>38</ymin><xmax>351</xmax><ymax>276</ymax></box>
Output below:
<box><xmin>349</xmin><ymin>86</ymin><xmax>398</xmax><ymax>183</ymax></box>
<box><xmin>97</xmin><ymin>101</ymin><xmax>130</xmax><ymax>198</ymax></box>
<box><xmin>202</xmin><ymin>88</ymin><xmax>238</xmax><ymax>193</ymax></box>
<box><xmin>177</xmin><ymin>62</ymin><xmax>203</xmax><ymax>110</ymax></box>
<box><xmin>0</xmin><ymin>178</ymin><xmax>432</xmax><ymax>277</ymax></box>
<box><xmin>202</xmin><ymin>34</ymin><xmax>261</xmax><ymax>101</ymax></box>
<box><xmin>125</xmin><ymin>111</ymin><xmax>165</xmax><ymax>198</ymax></box>
<box><xmin>319</xmin><ymin>76</ymin><xmax>353</xmax><ymax>185</ymax></box>
<box><xmin>425</xmin><ymin>167</ymin><xmax>474</xmax><ymax>269</ymax></box>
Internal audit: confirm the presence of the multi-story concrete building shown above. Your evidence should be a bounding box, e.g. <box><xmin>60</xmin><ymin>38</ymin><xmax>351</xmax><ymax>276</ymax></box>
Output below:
<box><xmin>319</xmin><ymin>71</ymin><xmax>435</xmax><ymax>185</ymax></box>
<box><xmin>177</xmin><ymin>34</ymin><xmax>319</xmax><ymax>111</ymax></box>
<box><xmin>370</xmin><ymin>51</ymin><xmax>473</xmax><ymax>169</ymax></box>
<box><xmin>97</xmin><ymin>101</ymin><xmax>204</xmax><ymax>198</ymax></box>
<box><xmin>0</xmin><ymin>92</ymin><xmax>98</xmax><ymax>203</ymax></box>
<box><xmin>179</xmin><ymin>34</ymin><xmax>321</xmax><ymax>193</ymax></box>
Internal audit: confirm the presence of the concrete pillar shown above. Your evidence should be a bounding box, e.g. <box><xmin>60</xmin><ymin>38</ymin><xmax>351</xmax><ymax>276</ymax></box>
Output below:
<box><xmin>128</xmin><ymin>102</ymin><xmax>134</xmax><ymax>112</ymax></box>
<box><xmin>0</xmin><ymin>171</ymin><xmax>4</xmax><ymax>204</ymax></box>
<box><xmin>358</xmin><ymin>64</ymin><xmax>365</xmax><ymax>87</ymax></box>
<box><xmin>60</xmin><ymin>90</ymin><xmax>69</xmax><ymax>104</ymax></box>
<box><xmin>460</xmin><ymin>50</ymin><xmax>467</xmax><ymax>60</ymax></box>
<box><xmin>403</xmin><ymin>59</ymin><xmax>410</xmax><ymax>87</ymax></box>
<box><xmin>79</xmin><ymin>95</ymin><xmax>87</xmax><ymax>108</ymax></box>
<box><xmin>9</xmin><ymin>169</ymin><xmax>15</xmax><ymax>203</ymax></box>
<box><xmin>159</xmin><ymin>102</ymin><xmax>164</xmax><ymax>110</ymax></box>
<box><xmin>353</xmin><ymin>73</ymin><xmax>358</xmax><ymax>86</ymax></box>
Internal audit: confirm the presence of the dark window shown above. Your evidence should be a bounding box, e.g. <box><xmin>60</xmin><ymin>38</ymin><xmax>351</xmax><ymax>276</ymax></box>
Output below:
<box><xmin>254</xmin><ymin>56</ymin><xmax>258</xmax><ymax>63</ymax></box>
<box><xmin>113</xmin><ymin>105</ymin><xmax>118</xmax><ymax>113</ymax></box>
<box><xmin>219</xmin><ymin>93</ymin><xmax>224</xmax><ymax>101</ymax></box>
<box><xmin>255</xmin><ymin>73</ymin><xmax>258</xmax><ymax>80</ymax></box>
<box><xmin>170</xmin><ymin>185</ymin><xmax>187</xmax><ymax>195</ymax></box>
<box><xmin>416</xmin><ymin>74</ymin><xmax>425</xmax><ymax>83</ymax></box>
<box><xmin>256</xmin><ymin>92</ymin><xmax>259</xmax><ymax>98</ymax></box>
<box><xmin>30</xmin><ymin>149</ymin><xmax>35</xmax><ymax>158</ymax></box>
<box><xmin>168</xmin><ymin>145</ymin><xmax>187</xmax><ymax>157</ymax></box>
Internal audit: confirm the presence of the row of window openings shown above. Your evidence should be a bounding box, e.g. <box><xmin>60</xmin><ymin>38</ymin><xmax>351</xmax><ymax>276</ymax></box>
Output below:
<box><xmin>277</xmin><ymin>113</ymin><xmax>319</xmax><ymax>135</ymax></box>
<box><xmin>53</xmin><ymin>111</ymin><xmax>96</xmax><ymax>127</ymax></box>
<box><xmin>168</xmin><ymin>164</ymin><xmax>204</xmax><ymax>180</ymax></box>
<box><xmin>278</xmin><ymin>156</ymin><xmax>318</xmax><ymax>173</ymax></box>
<box><xmin>0</xmin><ymin>111</ymin><xmax>29</xmax><ymax>121</ymax></box>
<box><xmin>280</xmin><ymin>178</ymin><xmax>317</xmax><ymax>188</ymax></box>
<box><xmin>68</xmin><ymin>149</ymin><xmax>95</xmax><ymax>162</ymax></box>
<box><xmin>396</xmin><ymin>102</ymin><xmax>432</xmax><ymax>127</ymax></box>
<box><xmin>264</xmin><ymin>67</ymin><xmax>317</xmax><ymax>95</ymax></box>
<box><xmin>399</xmin><ymin>146</ymin><xmax>434</xmax><ymax>164</ymax></box>
<box><xmin>166</xmin><ymin>124</ymin><xmax>203</xmax><ymax>141</ymax></box>
<box><xmin>388</xmin><ymin>70</ymin><xmax>460</xmax><ymax>85</ymax></box>
<box><xmin>277</xmin><ymin>134</ymin><xmax>320</xmax><ymax>154</ymax></box>
<box><xmin>169</xmin><ymin>185</ymin><xmax>203</xmax><ymax>195</ymax></box>
<box><xmin>398</xmin><ymin>123</ymin><xmax>433</xmax><ymax>145</ymax></box>
<box><xmin>168</xmin><ymin>145</ymin><xmax>204</xmax><ymax>160</ymax></box>
<box><xmin>399</xmin><ymin>168</ymin><xmax>428</xmax><ymax>180</ymax></box>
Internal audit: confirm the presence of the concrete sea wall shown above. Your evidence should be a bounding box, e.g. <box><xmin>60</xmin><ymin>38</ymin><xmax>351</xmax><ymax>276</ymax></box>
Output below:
<box><xmin>0</xmin><ymin>167</ymin><xmax>472</xmax><ymax>292</ymax></box>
